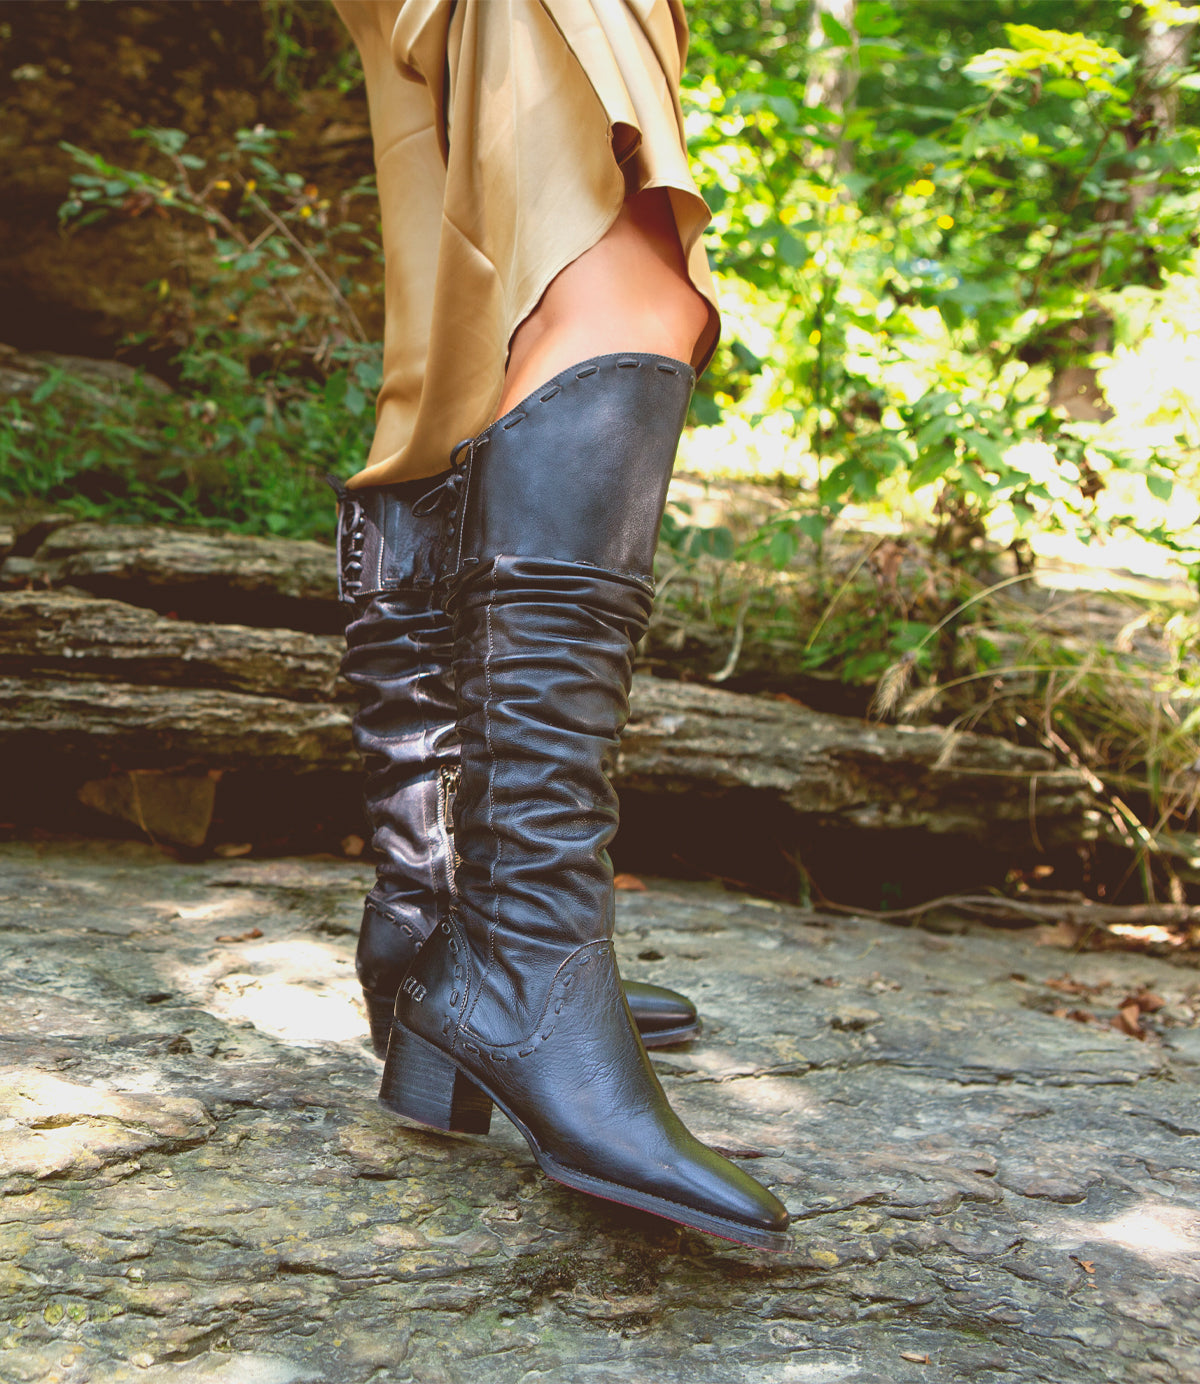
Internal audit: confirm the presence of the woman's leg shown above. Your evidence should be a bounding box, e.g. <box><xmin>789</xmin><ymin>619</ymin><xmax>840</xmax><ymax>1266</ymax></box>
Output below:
<box><xmin>378</xmin><ymin>195</ymin><xmax>788</xmax><ymax>1256</ymax></box>
<box><xmin>497</xmin><ymin>188</ymin><xmax>713</xmax><ymax>418</ymax></box>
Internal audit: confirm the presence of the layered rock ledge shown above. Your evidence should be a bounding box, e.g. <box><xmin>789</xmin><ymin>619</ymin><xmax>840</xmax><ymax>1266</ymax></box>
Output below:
<box><xmin>0</xmin><ymin>520</ymin><xmax>1096</xmax><ymax>898</ymax></box>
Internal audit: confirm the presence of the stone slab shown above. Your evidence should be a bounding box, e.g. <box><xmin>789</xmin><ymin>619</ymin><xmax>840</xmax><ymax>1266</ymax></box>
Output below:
<box><xmin>1</xmin><ymin>843</ymin><xmax>1198</xmax><ymax>1383</ymax></box>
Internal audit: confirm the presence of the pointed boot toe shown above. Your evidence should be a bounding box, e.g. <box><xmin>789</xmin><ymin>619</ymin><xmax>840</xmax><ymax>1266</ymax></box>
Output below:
<box><xmin>623</xmin><ymin>979</ymin><xmax>700</xmax><ymax>1047</ymax></box>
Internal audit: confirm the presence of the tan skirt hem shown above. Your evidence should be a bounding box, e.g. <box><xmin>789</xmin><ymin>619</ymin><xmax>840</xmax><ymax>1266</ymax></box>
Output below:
<box><xmin>334</xmin><ymin>0</ymin><xmax>718</xmax><ymax>489</ymax></box>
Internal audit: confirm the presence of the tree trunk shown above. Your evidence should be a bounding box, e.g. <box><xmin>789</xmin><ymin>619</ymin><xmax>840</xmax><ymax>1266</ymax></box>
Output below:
<box><xmin>805</xmin><ymin>0</ymin><xmax>858</xmax><ymax>114</ymax></box>
<box><xmin>1049</xmin><ymin>3</ymin><xmax>1196</xmax><ymax>417</ymax></box>
<box><xmin>805</xmin><ymin>0</ymin><xmax>858</xmax><ymax>172</ymax></box>
<box><xmin>1131</xmin><ymin>0</ymin><xmax>1198</xmax><ymax>143</ymax></box>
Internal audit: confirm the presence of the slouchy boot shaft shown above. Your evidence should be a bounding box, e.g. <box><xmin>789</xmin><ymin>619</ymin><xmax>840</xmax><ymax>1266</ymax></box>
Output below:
<box><xmin>433</xmin><ymin>354</ymin><xmax>692</xmax><ymax>1038</ymax></box>
<box><xmin>334</xmin><ymin>474</ymin><xmax>460</xmax><ymax>1051</ymax></box>
<box><xmin>334</xmin><ymin>460</ymin><xmax>702</xmax><ymax>1055</ymax></box>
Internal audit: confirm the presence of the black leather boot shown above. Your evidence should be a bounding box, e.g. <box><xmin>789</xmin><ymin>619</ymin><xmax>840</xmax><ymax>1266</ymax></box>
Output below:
<box><xmin>333</xmin><ymin>473</ymin><xmax>703</xmax><ymax>1058</ymax></box>
<box><xmin>334</xmin><ymin>473</ymin><xmax>460</xmax><ymax>1057</ymax></box>
<box><xmin>380</xmin><ymin>354</ymin><xmax>790</xmax><ymax>1251</ymax></box>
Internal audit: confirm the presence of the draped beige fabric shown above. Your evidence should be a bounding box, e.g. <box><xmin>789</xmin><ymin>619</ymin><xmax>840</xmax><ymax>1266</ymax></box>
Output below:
<box><xmin>332</xmin><ymin>0</ymin><xmax>719</xmax><ymax>487</ymax></box>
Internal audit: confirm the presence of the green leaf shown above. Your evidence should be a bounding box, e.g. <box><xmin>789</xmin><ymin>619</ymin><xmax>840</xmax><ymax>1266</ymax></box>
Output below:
<box><xmin>1146</xmin><ymin>472</ymin><xmax>1173</xmax><ymax>503</ymax></box>
<box><xmin>689</xmin><ymin>393</ymin><xmax>722</xmax><ymax>427</ymax></box>
<box><xmin>910</xmin><ymin>448</ymin><xmax>957</xmax><ymax>491</ymax></box>
<box><xmin>820</xmin><ymin>12</ymin><xmax>852</xmax><ymax>45</ymax></box>
<box><xmin>768</xmin><ymin>529</ymin><xmax>797</xmax><ymax>568</ymax></box>
<box><xmin>973</xmin><ymin>636</ymin><xmax>1002</xmax><ymax>669</ymax></box>
<box><xmin>1043</xmin><ymin>78</ymin><xmax>1085</xmax><ymax>100</ymax></box>
<box><xmin>856</xmin><ymin>2</ymin><xmax>901</xmax><ymax>36</ymax></box>
<box><xmin>134</xmin><ymin>127</ymin><xmax>189</xmax><ymax>156</ymax></box>
<box><xmin>766</xmin><ymin>94</ymin><xmax>800</xmax><ymax>124</ymax></box>
<box><xmin>324</xmin><ymin>372</ymin><xmax>348</xmax><ymax>409</ymax></box>
<box><xmin>966</xmin><ymin>432</ymin><xmax>1007</xmax><ymax>471</ymax></box>
<box><xmin>698</xmin><ymin>525</ymin><xmax>735</xmax><ymax>560</ymax></box>
<box><xmin>31</xmin><ymin>376</ymin><xmax>60</xmax><ymax>406</ymax></box>
<box><xmin>915</xmin><ymin>415</ymin><xmax>954</xmax><ymax>450</ymax></box>
<box><xmin>776</xmin><ymin>231</ymin><xmax>808</xmax><ymax>267</ymax></box>
<box><xmin>796</xmin><ymin>513</ymin><xmax>827</xmax><ymax>545</ymax></box>
<box><xmin>941</xmin><ymin>299</ymin><xmax>964</xmax><ymax>331</ymax></box>
<box><xmin>892</xmin><ymin>622</ymin><xmax>934</xmax><ymax>651</ymax></box>
<box><xmin>959</xmin><ymin>465</ymin><xmax>995</xmax><ymax>500</ymax></box>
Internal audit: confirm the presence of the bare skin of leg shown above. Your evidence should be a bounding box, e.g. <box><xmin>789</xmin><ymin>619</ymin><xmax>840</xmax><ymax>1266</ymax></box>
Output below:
<box><xmin>496</xmin><ymin>187</ymin><xmax>712</xmax><ymax>418</ymax></box>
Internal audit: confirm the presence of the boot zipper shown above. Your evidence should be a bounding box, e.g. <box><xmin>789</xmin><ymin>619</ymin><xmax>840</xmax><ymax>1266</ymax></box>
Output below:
<box><xmin>437</xmin><ymin>765</ymin><xmax>461</xmax><ymax>899</ymax></box>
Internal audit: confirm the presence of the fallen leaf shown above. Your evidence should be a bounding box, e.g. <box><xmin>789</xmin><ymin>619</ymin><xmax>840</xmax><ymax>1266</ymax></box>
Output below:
<box><xmin>899</xmin><ymin>1352</ymin><xmax>930</xmax><ymax>1364</ymax></box>
<box><xmin>1053</xmin><ymin>1006</ymin><xmax>1099</xmax><ymax>1026</ymax></box>
<box><xmin>215</xmin><ymin>928</ymin><xmax>264</xmax><ymax>944</ymax></box>
<box><xmin>1125</xmin><ymin>988</ymin><xmax>1165</xmax><ymax>1014</ymax></box>
<box><xmin>1045</xmin><ymin>974</ymin><xmax>1110</xmax><ymax>998</ymax></box>
<box><xmin>213</xmin><ymin>842</ymin><xmax>253</xmax><ymax>859</ymax></box>
<box><xmin>614</xmin><ymin>873</ymin><xmax>646</xmax><ymax>891</ymax></box>
<box><xmin>1113</xmin><ymin>1003</ymin><xmax>1144</xmax><ymax>1039</ymax></box>
<box><xmin>1077</xmin><ymin>1259</ymin><xmax>1094</xmax><ymax>1274</ymax></box>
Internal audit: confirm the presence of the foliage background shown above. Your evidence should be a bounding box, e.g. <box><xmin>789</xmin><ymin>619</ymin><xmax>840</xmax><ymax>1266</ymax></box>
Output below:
<box><xmin>1</xmin><ymin>0</ymin><xmax>1199</xmax><ymax>893</ymax></box>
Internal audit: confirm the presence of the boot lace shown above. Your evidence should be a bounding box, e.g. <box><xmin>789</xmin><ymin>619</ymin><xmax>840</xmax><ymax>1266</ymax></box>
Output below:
<box><xmin>412</xmin><ymin>437</ymin><xmax>474</xmax><ymax>569</ymax></box>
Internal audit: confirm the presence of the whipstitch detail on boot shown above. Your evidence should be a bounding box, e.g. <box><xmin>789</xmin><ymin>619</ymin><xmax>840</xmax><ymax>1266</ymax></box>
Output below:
<box><xmin>366</xmin><ymin>902</ymin><xmax>417</xmax><ymax>941</ymax></box>
<box><xmin>455</xmin><ymin>942</ymin><xmax>610</xmax><ymax>1061</ymax></box>
<box><xmin>470</xmin><ymin>358</ymin><xmax>687</xmax><ymax>478</ymax></box>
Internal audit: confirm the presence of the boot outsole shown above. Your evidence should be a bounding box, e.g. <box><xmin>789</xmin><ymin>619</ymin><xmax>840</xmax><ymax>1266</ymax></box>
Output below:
<box><xmin>364</xmin><ymin>990</ymin><xmax>396</xmax><ymax>1059</ymax></box>
<box><xmin>379</xmin><ymin>1023</ymin><xmax>791</xmax><ymax>1253</ymax></box>
<box><xmin>639</xmin><ymin>1020</ymin><xmax>701</xmax><ymax>1049</ymax></box>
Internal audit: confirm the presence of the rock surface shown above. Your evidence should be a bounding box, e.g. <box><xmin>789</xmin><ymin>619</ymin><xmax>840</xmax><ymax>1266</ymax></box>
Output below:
<box><xmin>0</xmin><ymin>590</ymin><xmax>343</xmax><ymax>700</ymax></box>
<box><xmin>2</xmin><ymin>525</ymin><xmax>342</xmax><ymax>633</ymax></box>
<box><xmin>0</xmin><ymin>3</ymin><xmax>376</xmax><ymax>358</ymax></box>
<box><xmin>2</xmin><ymin>841</ymin><xmax>1198</xmax><ymax>1383</ymax></box>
